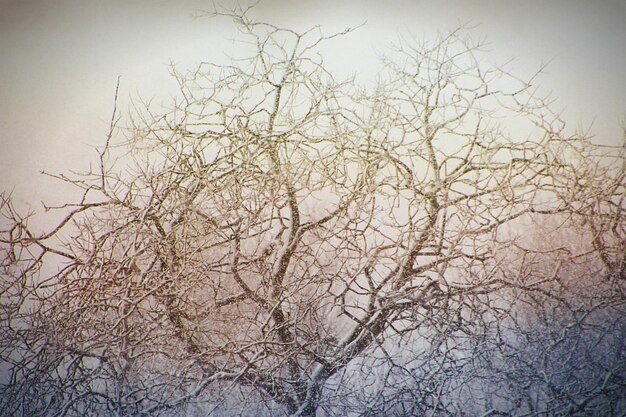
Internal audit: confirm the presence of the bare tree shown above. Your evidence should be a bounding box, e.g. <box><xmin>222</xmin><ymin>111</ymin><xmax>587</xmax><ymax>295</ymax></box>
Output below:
<box><xmin>441</xmin><ymin>212</ymin><xmax>625</xmax><ymax>416</ymax></box>
<box><xmin>1</xmin><ymin>9</ymin><xmax>624</xmax><ymax>417</ymax></box>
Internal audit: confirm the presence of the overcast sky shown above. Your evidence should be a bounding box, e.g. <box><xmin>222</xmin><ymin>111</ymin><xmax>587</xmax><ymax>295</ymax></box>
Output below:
<box><xmin>1</xmin><ymin>0</ymin><xmax>625</xmax><ymax>208</ymax></box>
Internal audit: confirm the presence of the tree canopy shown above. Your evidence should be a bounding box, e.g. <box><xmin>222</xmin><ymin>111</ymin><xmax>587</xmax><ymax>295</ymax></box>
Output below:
<box><xmin>1</xmin><ymin>9</ymin><xmax>625</xmax><ymax>417</ymax></box>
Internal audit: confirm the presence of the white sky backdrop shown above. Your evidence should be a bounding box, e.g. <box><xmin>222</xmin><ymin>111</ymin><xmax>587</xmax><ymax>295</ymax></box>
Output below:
<box><xmin>1</xmin><ymin>0</ymin><xmax>625</xmax><ymax>210</ymax></box>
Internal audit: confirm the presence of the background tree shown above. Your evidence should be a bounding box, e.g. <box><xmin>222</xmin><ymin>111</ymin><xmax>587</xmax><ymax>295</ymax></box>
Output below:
<box><xmin>1</xmin><ymin>9</ymin><xmax>624</xmax><ymax>417</ymax></box>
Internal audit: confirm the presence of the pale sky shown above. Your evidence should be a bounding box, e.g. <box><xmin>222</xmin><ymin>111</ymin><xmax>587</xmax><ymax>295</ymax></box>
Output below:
<box><xmin>1</xmin><ymin>0</ymin><xmax>625</xmax><ymax>209</ymax></box>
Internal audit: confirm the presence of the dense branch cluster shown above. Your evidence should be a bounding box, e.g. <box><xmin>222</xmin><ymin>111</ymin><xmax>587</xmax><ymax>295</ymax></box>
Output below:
<box><xmin>1</xmin><ymin>10</ymin><xmax>624</xmax><ymax>417</ymax></box>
